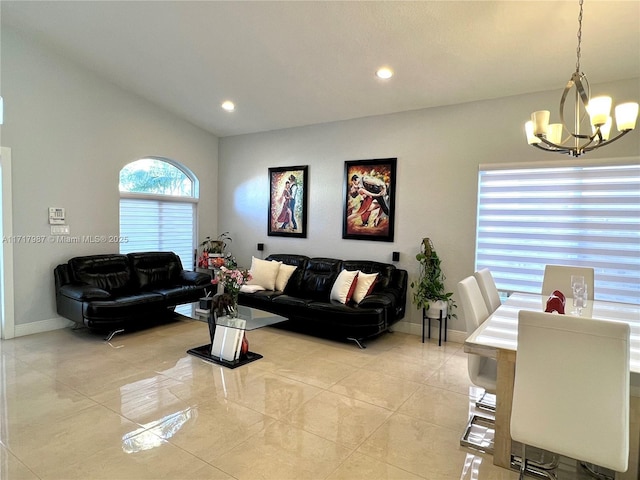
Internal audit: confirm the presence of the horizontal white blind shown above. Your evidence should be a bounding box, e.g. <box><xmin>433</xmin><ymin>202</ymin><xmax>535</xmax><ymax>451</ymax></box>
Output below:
<box><xmin>475</xmin><ymin>162</ymin><xmax>640</xmax><ymax>304</ymax></box>
<box><xmin>120</xmin><ymin>198</ymin><xmax>195</xmax><ymax>270</ymax></box>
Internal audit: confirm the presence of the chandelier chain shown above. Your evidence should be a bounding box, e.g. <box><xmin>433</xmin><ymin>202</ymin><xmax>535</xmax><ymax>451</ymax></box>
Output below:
<box><xmin>575</xmin><ymin>0</ymin><xmax>583</xmax><ymax>73</ymax></box>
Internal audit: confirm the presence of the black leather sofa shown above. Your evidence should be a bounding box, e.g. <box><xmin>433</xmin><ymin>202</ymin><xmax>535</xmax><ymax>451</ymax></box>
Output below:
<box><xmin>54</xmin><ymin>252</ymin><xmax>211</xmax><ymax>338</ymax></box>
<box><xmin>238</xmin><ymin>254</ymin><xmax>408</xmax><ymax>347</ymax></box>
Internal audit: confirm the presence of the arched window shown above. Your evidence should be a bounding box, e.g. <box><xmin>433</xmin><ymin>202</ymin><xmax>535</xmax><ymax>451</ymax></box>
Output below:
<box><xmin>119</xmin><ymin>157</ymin><xmax>199</xmax><ymax>270</ymax></box>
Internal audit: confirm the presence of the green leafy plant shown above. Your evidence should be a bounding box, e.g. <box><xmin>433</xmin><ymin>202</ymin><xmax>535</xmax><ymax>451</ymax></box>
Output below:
<box><xmin>200</xmin><ymin>232</ymin><xmax>232</xmax><ymax>254</ymax></box>
<box><xmin>410</xmin><ymin>238</ymin><xmax>457</xmax><ymax>319</ymax></box>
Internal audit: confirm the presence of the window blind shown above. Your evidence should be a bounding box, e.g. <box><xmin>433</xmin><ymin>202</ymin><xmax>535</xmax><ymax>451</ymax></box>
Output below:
<box><xmin>475</xmin><ymin>160</ymin><xmax>640</xmax><ymax>304</ymax></box>
<box><xmin>120</xmin><ymin>198</ymin><xmax>195</xmax><ymax>270</ymax></box>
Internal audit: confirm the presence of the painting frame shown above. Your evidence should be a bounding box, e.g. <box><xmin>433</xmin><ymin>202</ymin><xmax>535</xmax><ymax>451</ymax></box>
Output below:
<box><xmin>342</xmin><ymin>158</ymin><xmax>397</xmax><ymax>242</ymax></box>
<box><xmin>268</xmin><ymin>165</ymin><xmax>308</xmax><ymax>238</ymax></box>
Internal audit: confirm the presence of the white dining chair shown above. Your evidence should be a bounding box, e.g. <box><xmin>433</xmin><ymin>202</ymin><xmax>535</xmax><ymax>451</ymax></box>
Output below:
<box><xmin>541</xmin><ymin>264</ymin><xmax>595</xmax><ymax>300</ymax></box>
<box><xmin>474</xmin><ymin>268</ymin><xmax>501</xmax><ymax>313</ymax></box>
<box><xmin>457</xmin><ymin>275</ymin><xmax>496</xmax><ymax>453</ymax></box>
<box><xmin>511</xmin><ymin>310</ymin><xmax>630</xmax><ymax>479</ymax></box>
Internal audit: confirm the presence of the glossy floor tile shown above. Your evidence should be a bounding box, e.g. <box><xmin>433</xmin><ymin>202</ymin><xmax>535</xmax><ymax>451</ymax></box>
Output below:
<box><xmin>0</xmin><ymin>316</ymin><xmax>603</xmax><ymax>479</ymax></box>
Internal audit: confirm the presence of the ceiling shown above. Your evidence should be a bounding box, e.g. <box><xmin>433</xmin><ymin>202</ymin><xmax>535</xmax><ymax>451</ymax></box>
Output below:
<box><xmin>2</xmin><ymin>1</ymin><xmax>639</xmax><ymax>137</ymax></box>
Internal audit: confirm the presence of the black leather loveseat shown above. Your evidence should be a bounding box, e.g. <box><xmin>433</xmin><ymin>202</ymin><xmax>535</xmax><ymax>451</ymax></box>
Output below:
<box><xmin>54</xmin><ymin>252</ymin><xmax>211</xmax><ymax>338</ymax></box>
<box><xmin>238</xmin><ymin>254</ymin><xmax>407</xmax><ymax>347</ymax></box>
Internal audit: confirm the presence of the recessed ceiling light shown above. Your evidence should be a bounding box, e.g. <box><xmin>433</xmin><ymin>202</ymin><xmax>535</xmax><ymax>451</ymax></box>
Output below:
<box><xmin>376</xmin><ymin>67</ymin><xmax>394</xmax><ymax>80</ymax></box>
<box><xmin>221</xmin><ymin>101</ymin><xmax>235</xmax><ymax>112</ymax></box>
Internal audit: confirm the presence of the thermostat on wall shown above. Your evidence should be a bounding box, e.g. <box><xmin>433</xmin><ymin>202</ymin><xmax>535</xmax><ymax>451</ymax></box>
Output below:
<box><xmin>48</xmin><ymin>207</ymin><xmax>65</xmax><ymax>225</ymax></box>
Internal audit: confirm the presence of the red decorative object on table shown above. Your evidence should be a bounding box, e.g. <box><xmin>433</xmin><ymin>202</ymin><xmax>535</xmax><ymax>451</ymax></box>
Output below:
<box><xmin>240</xmin><ymin>334</ymin><xmax>249</xmax><ymax>357</ymax></box>
<box><xmin>545</xmin><ymin>290</ymin><xmax>566</xmax><ymax>314</ymax></box>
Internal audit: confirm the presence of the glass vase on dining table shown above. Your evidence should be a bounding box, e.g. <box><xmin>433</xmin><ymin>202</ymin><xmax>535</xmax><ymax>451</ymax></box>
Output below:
<box><xmin>572</xmin><ymin>281</ymin><xmax>588</xmax><ymax>316</ymax></box>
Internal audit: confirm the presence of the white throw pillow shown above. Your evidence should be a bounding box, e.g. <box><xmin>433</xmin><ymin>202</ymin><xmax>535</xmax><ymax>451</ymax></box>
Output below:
<box><xmin>352</xmin><ymin>271</ymin><xmax>378</xmax><ymax>304</ymax></box>
<box><xmin>330</xmin><ymin>269</ymin><xmax>359</xmax><ymax>304</ymax></box>
<box><xmin>239</xmin><ymin>284</ymin><xmax>266</xmax><ymax>294</ymax></box>
<box><xmin>275</xmin><ymin>263</ymin><xmax>298</xmax><ymax>291</ymax></box>
<box><xmin>247</xmin><ymin>257</ymin><xmax>281</xmax><ymax>290</ymax></box>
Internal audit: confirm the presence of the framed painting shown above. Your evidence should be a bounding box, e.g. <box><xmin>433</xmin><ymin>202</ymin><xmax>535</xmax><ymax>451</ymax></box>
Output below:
<box><xmin>268</xmin><ymin>166</ymin><xmax>308</xmax><ymax>238</ymax></box>
<box><xmin>342</xmin><ymin>158</ymin><xmax>397</xmax><ymax>242</ymax></box>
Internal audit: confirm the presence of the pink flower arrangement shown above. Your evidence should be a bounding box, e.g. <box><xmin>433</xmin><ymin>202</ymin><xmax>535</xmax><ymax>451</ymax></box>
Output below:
<box><xmin>216</xmin><ymin>266</ymin><xmax>252</xmax><ymax>297</ymax></box>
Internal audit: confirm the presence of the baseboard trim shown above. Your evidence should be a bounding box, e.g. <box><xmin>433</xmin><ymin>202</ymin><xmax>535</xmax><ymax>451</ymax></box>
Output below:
<box><xmin>391</xmin><ymin>320</ymin><xmax>466</xmax><ymax>344</ymax></box>
<box><xmin>14</xmin><ymin>316</ymin><xmax>72</xmax><ymax>337</ymax></box>
<box><xmin>13</xmin><ymin>317</ymin><xmax>469</xmax><ymax>344</ymax></box>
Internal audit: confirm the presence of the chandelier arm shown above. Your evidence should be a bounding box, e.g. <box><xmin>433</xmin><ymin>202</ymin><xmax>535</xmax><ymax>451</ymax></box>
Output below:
<box><xmin>533</xmin><ymin>137</ymin><xmax>575</xmax><ymax>155</ymax></box>
<box><xmin>578</xmin><ymin>131</ymin><xmax>596</xmax><ymax>150</ymax></box>
<box><xmin>531</xmin><ymin>129</ymin><xmax>632</xmax><ymax>157</ymax></box>
<box><xmin>535</xmin><ymin>133</ymin><xmax>597</xmax><ymax>157</ymax></box>
<box><xmin>582</xmin><ymin>130</ymin><xmax>632</xmax><ymax>152</ymax></box>
<box><xmin>532</xmin><ymin>143</ymin><xmax>572</xmax><ymax>155</ymax></box>
<box><xmin>535</xmin><ymin>135</ymin><xmax>580</xmax><ymax>151</ymax></box>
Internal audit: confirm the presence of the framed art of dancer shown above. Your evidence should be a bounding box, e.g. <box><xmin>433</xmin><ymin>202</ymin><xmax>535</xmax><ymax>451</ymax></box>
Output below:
<box><xmin>342</xmin><ymin>158</ymin><xmax>396</xmax><ymax>242</ymax></box>
<box><xmin>268</xmin><ymin>165</ymin><xmax>308</xmax><ymax>238</ymax></box>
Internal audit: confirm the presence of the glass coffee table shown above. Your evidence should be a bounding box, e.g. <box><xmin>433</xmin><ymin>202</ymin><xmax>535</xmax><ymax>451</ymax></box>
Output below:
<box><xmin>187</xmin><ymin>305</ymin><xmax>287</xmax><ymax>368</ymax></box>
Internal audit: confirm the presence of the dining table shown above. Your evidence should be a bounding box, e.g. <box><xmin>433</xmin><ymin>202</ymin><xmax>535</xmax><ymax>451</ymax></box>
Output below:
<box><xmin>464</xmin><ymin>292</ymin><xmax>640</xmax><ymax>479</ymax></box>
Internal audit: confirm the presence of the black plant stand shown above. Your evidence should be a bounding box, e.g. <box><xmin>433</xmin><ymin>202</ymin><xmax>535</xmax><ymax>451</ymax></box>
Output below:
<box><xmin>422</xmin><ymin>307</ymin><xmax>446</xmax><ymax>346</ymax></box>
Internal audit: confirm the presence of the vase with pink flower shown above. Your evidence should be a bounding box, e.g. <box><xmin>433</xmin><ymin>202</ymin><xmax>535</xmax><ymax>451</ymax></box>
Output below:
<box><xmin>216</xmin><ymin>266</ymin><xmax>252</xmax><ymax>317</ymax></box>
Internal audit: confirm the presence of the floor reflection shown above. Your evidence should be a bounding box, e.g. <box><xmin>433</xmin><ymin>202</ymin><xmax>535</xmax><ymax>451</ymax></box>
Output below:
<box><xmin>122</xmin><ymin>407</ymin><xmax>196</xmax><ymax>453</ymax></box>
<box><xmin>2</xmin><ymin>321</ymin><xmax>628</xmax><ymax>479</ymax></box>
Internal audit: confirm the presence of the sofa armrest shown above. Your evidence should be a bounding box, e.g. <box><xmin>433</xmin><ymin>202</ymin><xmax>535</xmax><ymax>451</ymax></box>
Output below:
<box><xmin>357</xmin><ymin>293</ymin><xmax>393</xmax><ymax>309</ymax></box>
<box><xmin>358</xmin><ymin>269</ymin><xmax>407</xmax><ymax>321</ymax></box>
<box><xmin>58</xmin><ymin>284</ymin><xmax>111</xmax><ymax>301</ymax></box>
<box><xmin>179</xmin><ymin>270</ymin><xmax>211</xmax><ymax>286</ymax></box>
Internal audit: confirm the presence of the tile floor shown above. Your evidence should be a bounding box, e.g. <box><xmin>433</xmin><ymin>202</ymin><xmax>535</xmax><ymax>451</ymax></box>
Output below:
<box><xmin>0</xmin><ymin>316</ymin><xmax>597</xmax><ymax>479</ymax></box>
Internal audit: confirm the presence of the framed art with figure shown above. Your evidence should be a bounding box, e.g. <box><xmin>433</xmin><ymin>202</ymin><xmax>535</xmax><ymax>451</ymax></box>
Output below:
<box><xmin>343</xmin><ymin>158</ymin><xmax>396</xmax><ymax>242</ymax></box>
<box><xmin>268</xmin><ymin>166</ymin><xmax>308</xmax><ymax>238</ymax></box>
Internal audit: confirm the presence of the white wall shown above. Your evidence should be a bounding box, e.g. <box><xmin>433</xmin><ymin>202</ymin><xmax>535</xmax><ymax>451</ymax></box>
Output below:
<box><xmin>218</xmin><ymin>78</ymin><xmax>640</xmax><ymax>335</ymax></box>
<box><xmin>1</xmin><ymin>26</ymin><xmax>219</xmax><ymax>333</ymax></box>
<box><xmin>2</xmin><ymin>23</ymin><xmax>637</xmax><ymax>337</ymax></box>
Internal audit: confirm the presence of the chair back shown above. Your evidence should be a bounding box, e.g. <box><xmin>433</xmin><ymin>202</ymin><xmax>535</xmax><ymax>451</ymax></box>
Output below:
<box><xmin>511</xmin><ymin>311</ymin><xmax>630</xmax><ymax>472</ymax></box>
<box><xmin>474</xmin><ymin>268</ymin><xmax>501</xmax><ymax>313</ymax></box>
<box><xmin>457</xmin><ymin>276</ymin><xmax>490</xmax><ymax>335</ymax></box>
<box><xmin>458</xmin><ymin>276</ymin><xmax>496</xmax><ymax>393</ymax></box>
<box><xmin>541</xmin><ymin>264</ymin><xmax>594</xmax><ymax>300</ymax></box>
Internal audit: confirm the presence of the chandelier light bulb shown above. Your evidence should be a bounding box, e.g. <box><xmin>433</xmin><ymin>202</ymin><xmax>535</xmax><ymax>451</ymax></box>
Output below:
<box><xmin>525</xmin><ymin>121</ymin><xmax>541</xmax><ymax>144</ymax></box>
<box><xmin>531</xmin><ymin>111</ymin><xmax>550</xmax><ymax>137</ymax></box>
<box><xmin>592</xmin><ymin>117</ymin><xmax>612</xmax><ymax>141</ymax></box>
<box><xmin>547</xmin><ymin>123</ymin><xmax>564</xmax><ymax>145</ymax></box>
<box><xmin>615</xmin><ymin>102</ymin><xmax>639</xmax><ymax>131</ymax></box>
<box><xmin>587</xmin><ymin>96</ymin><xmax>612</xmax><ymax>127</ymax></box>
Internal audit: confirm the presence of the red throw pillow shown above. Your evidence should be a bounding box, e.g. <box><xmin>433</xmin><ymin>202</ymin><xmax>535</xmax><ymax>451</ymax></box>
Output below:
<box><xmin>346</xmin><ymin>274</ymin><xmax>359</xmax><ymax>303</ymax></box>
<box><xmin>352</xmin><ymin>271</ymin><xmax>378</xmax><ymax>304</ymax></box>
<box><xmin>330</xmin><ymin>270</ymin><xmax>359</xmax><ymax>304</ymax></box>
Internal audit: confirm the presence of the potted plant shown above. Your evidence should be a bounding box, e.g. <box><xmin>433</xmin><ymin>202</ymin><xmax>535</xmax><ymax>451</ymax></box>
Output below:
<box><xmin>410</xmin><ymin>238</ymin><xmax>457</xmax><ymax>320</ymax></box>
<box><xmin>200</xmin><ymin>232</ymin><xmax>232</xmax><ymax>255</ymax></box>
<box><xmin>198</xmin><ymin>232</ymin><xmax>233</xmax><ymax>269</ymax></box>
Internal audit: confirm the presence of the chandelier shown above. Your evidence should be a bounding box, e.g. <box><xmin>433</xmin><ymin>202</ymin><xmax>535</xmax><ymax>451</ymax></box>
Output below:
<box><xmin>524</xmin><ymin>0</ymin><xmax>638</xmax><ymax>157</ymax></box>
